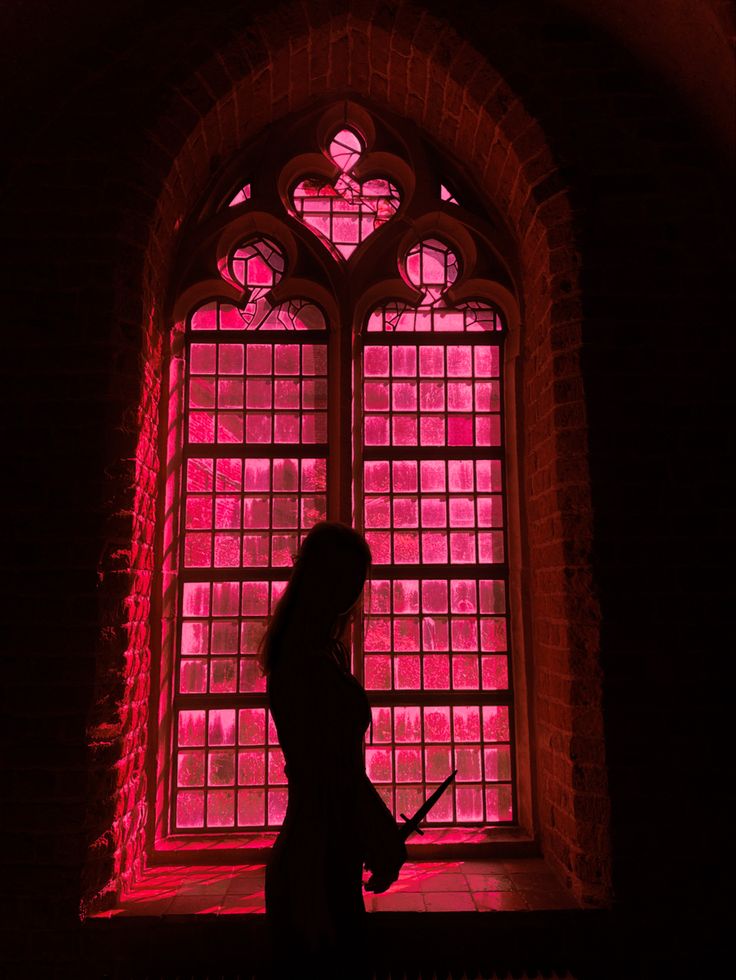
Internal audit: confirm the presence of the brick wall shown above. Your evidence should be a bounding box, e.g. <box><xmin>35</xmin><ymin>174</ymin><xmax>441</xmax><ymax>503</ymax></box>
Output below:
<box><xmin>2</xmin><ymin>0</ymin><xmax>732</xmax><ymax>974</ymax></box>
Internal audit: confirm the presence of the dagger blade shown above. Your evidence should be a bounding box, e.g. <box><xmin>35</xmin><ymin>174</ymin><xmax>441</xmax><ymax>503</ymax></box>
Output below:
<box><xmin>399</xmin><ymin>769</ymin><xmax>457</xmax><ymax>839</ymax></box>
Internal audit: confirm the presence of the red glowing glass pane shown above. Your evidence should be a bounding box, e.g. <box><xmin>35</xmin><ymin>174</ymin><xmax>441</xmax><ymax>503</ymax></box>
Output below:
<box><xmin>208</xmin><ymin>750</ymin><xmax>236</xmax><ymax>786</ymax></box>
<box><xmin>367</xmin><ymin>580</ymin><xmax>391</xmax><ymax>614</ymax></box>
<box><xmin>238</xmin><ymin>749</ymin><xmax>265</xmax><ymax>785</ymax></box>
<box><xmin>364</xmin><ymin>617</ymin><xmax>391</xmax><ymax>651</ymax></box>
<box><xmin>455</xmin><ymin>745</ymin><xmax>482</xmax><ymax>781</ymax></box>
<box><xmin>453</xmin><ymin>706</ymin><xmax>480</xmax><ymax>742</ymax></box>
<box><xmin>393</xmin><ymin>497</ymin><xmax>418</xmax><ymax>528</ymax></box>
<box><xmin>422</xmin><ymin>618</ymin><xmax>449</xmax><ymax>652</ymax></box>
<box><xmin>364</xmin><ymin>495</ymin><xmax>390</xmax><ymax>529</ymax></box>
<box><xmin>208</xmin><ymin>709</ymin><xmax>236</xmax><ymax>746</ymax></box>
<box><xmin>206</xmin><ymin>620</ymin><xmax>235</xmax><ymax>657</ymax></box>
<box><xmin>395</xmin><ymin>747</ymin><xmax>422</xmax><ymax>782</ymax></box>
<box><xmin>456</xmin><ymin>785</ymin><xmax>483</xmax><ymax>821</ymax></box>
<box><xmin>426</xmin><ymin>788</ymin><xmax>453</xmax><ymax>823</ymax></box>
<box><xmin>425</xmin><ymin>746</ymin><xmax>452</xmax><ymax>782</ymax></box>
<box><xmin>485</xmin><ymin>785</ymin><xmax>513</xmax><ymax>822</ymax></box>
<box><xmin>365</xmin><ymin>416</ymin><xmax>389</xmax><ymax>445</ymax></box>
<box><xmin>481</xmin><ymin>656</ymin><xmax>509</xmax><ymax>690</ymax></box>
<box><xmin>185</xmin><ymin>497</ymin><xmax>212</xmax><ymax>529</ymax></box>
<box><xmin>394</xmin><ymin>656</ymin><xmax>421</xmax><ymax>689</ymax></box>
<box><xmin>452</xmin><ymin>655</ymin><xmax>479</xmax><ymax>688</ymax></box>
<box><xmin>451</xmin><ymin>619</ymin><xmax>478</xmax><ymax>651</ymax></box>
<box><xmin>178</xmin><ymin>710</ymin><xmax>206</xmax><ymax>747</ymax></box>
<box><xmin>481</xmin><ymin>618</ymin><xmax>507</xmax><ymax>652</ymax></box>
<box><xmin>423</xmin><ymin>654</ymin><xmax>450</xmax><ymax>688</ymax></box>
<box><xmin>190</xmin><ymin>302</ymin><xmax>219</xmax><ymax>331</ymax></box>
<box><xmin>189</xmin><ymin>378</ymin><xmax>216</xmax><ymax>408</ymax></box>
<box><xmin>208</xmin><ymin>789</ymin><xmax>235</xmax><ymax>827</ymax></box>
<box><xmin>178</xmin><ymin>751</ymin><xmax>205</xmax><ymax>787</ymax></box>
<box><xmin>239</xmin><ymin>658</ymin><xmax>266</xmax><ymax>693</ymax></box>
<box><xmin>424</xmin><ymin>707</ymin><xmax>451</xmax><ymax>742</ymax></box>
<box><xmin>364</xmin><ymin>655</ymin><xmax>391</xmax><ymax>689</ymax></box>
<box><xmin>228</xmin><ymin>182</ymin><xmax>252</xmax><ymax>207</ymax></box>
<box><xmin>396</xmin><ymin>786</ymin><xmax>424</xmax><ymax>820</ymax></box>
<box><xmin>230</xmin><ymin>238</ymin><xmax>285</xmax><ymax>292</ymax></box>
<box><xmin>364</xmin><ymin>346</ymin><xmax>389</xmax><ymax>376</ymax></box>
<box><xmin>394</xmin><ymin>531</ymin><xmax>420</xmax><ymax>563</ymax></box>
<box><xmin>210</xmin><ymin>658</ymin><xmax>237</xmax><ymax>693</ymax></box>
<box><xmin>393</xmin><ymin>618</ymin><xmax>420</xmax><ymax>651</ymax></box>
<box><xmin>405</xmin><ymin>239</ymin><xmax>459</xmax><ymax>290</ymax></box>
<box><xmin>215</xmin><ymin>496</ymin><xmax>240</xmax><ymax>528</ymax></box>
<box><xmin>268</xmin><ymin>748</ymin><xmax>287</xmax><ymax>785</ymax></box>
<box><xmin>484</xmin><ymin>745</ymin><xmax>512</xmax><ymax>781</ymax></box>
<box><xmin>180</xmin><ymin>660</ymin><xmax>207</xmax><ymax>693</ymax></box>
<box><xmin>190</xmin><ymin>344</ymin><xmax>217</xmax><ymax>374</ymax></box>
<box><xmin>189</xmin><ymin>412</ymin><xmax>215</xmax><ymax>444</ymax></box>
<box><xmin>176</xmin><ymin>790</ymin><xmax>205</xmax><ymax>828</ymax></box>
<box><xmin>483</xmin><ymin>706</ymin><xmax>510</xmax><ymax>742</ymax></box>
<box><xmin>239</xmin><ymin>708</ymin><xmax>266</xmax><ymax>745</ymax></box>
<box><xmin>422</xmin><ymin>532</ymin><xmax>447</xmax><ymax>563</ymax></box>
<box><xmin>237</xmin><ymin>788</ymin><xmax>264</xmax><ymax>825</ymax></box>
<box><xmin>370</xmin><ymin>707</ymin><xmax>392</xmax><ymax>742</ymax></box>
<box><xmin>268</xmin><ymin>790</ymin><xmax>288</xmax><ymax>826</ymax></box>
<box><xmin>366</xmin><ymin>748</ymin><xmax>393</xmax><ymax>783</ymax></box>
<box><xmin>422</xmin><ymin>580</ymin><xmax>448</xmax><ymax>613</ymax></box>
<box><xmin>181</xmin><ymin>621</ymin><xmax>208</xmax><ymax>655</ymax></box>
<box><xmin>209</xmin><ymin>621</ymin><xmax>238</xmax><ymax>656</ymax></box>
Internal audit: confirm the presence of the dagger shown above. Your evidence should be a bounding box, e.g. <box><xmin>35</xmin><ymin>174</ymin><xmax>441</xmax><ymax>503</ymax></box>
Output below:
<box><xmin>398</xmin><ymin>769</ymin><xmax>457</xmax><ymax>840</ymax></box>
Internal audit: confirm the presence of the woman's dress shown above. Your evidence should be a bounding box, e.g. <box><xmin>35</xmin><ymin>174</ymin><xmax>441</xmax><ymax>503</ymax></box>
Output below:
<box><xmin>265</xmin><ymin>648</ymin><xmax>399</xmax><ymax>978</ymax></box>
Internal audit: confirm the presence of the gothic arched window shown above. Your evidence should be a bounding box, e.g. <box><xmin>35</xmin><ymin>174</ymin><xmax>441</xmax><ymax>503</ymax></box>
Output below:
<box><xmin>158</xmin><ymin>103</ymin><xmax>522</xmax><ymax>845</ymax></box>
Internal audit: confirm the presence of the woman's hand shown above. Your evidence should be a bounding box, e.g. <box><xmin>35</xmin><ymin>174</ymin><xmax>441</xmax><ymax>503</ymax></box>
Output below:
<box><xmin>363</xmin><ymin>827</ymin><xmax>407</xmax><ymax>893</ymax></box>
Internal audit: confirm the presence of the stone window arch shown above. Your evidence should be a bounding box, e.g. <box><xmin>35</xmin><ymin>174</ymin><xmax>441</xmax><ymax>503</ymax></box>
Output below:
<box><xmin>83</xmin><ymin>16</ymin><xmax>612</xmax><ymax>914</ymax></box>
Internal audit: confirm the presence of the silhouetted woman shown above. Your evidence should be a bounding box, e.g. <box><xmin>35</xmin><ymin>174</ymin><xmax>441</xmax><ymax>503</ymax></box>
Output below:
<box><xmin>262</xmin><ymin>522</ymin><xmax>406</xmax><ymax>979</ymax></box>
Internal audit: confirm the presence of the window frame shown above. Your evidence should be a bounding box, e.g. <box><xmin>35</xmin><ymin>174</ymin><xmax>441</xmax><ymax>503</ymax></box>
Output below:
<box><xmin>150</xmin><ymin>100</ymin><xmax>532</xmax><ymax>859</ymax></box>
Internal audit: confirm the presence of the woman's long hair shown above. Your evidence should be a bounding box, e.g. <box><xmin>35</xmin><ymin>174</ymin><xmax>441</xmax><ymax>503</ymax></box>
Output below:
<box><xmin>258</xmin><ymin>522</ymin><xmax>372</xmax><ymax>674</ymax></box>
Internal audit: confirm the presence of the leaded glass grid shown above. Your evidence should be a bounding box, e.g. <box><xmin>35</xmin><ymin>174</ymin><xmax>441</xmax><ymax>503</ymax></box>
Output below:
<box><xmin>171</xmin><ymin>237</ymin><xmax>330</xmax><ymax>832</ymax></box>
<box><xmin>357</xmin><ymin>239</ymin><xmax>515</xmax><ymax>826</ymax></box>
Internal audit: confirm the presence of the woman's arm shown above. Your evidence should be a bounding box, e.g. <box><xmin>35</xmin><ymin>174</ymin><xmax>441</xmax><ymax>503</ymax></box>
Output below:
<box><xmin>355</xmin><ymin>770</ymin><xmax>407</xmax><ymax>893</ymax></box>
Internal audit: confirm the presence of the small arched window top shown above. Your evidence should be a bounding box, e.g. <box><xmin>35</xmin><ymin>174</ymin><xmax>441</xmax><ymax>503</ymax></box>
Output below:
<box><xmin>367</xmin><ymin>239</ymin><xmax>503</xmax><ymax>334</ymax></box>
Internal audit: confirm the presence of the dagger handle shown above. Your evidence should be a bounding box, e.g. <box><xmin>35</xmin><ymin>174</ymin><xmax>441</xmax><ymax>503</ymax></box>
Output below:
<box><xmin>400</xmin><ymin>812</ymin><xmax>424</xmax><ymax>836</ymax></box>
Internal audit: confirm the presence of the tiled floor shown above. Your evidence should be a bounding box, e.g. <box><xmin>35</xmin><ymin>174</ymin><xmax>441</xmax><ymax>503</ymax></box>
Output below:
<box><xmin>92</xmin><ymin>858</ymin><xmax>577</xmax><ymax>917</ymax></box>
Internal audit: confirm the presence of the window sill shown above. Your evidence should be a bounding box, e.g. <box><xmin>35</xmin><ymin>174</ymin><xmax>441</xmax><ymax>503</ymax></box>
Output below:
<box><xmin>152</xmin><ymin>825</ymin><xmax>537</xmax><ymax>864</ymax></box>
<box><xmin>89</xmin><ymin>857</ymin><xmax>576</xmax><ymax>918</ymax></box>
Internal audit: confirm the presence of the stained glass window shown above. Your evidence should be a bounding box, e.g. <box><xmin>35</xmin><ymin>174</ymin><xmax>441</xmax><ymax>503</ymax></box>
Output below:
<box><xmin>166</xmin><ymin>112</ymin><xmax>516</xmax><ymax>839</ymax></box>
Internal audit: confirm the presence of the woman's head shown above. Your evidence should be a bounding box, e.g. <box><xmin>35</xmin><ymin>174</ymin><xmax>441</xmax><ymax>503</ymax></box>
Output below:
<box><xmin>259</xmin><ymin>522</ymin><xmax>371</xmax><ymax>673</ymax></box>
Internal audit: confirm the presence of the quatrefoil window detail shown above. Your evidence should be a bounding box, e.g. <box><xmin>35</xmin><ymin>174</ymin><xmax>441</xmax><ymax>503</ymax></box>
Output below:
<box><xmin>292</xmin><ymin>128</ymin><xmax>401</xmax><ymax>260</ymax></box>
